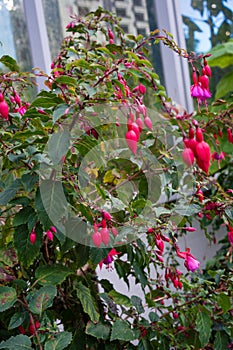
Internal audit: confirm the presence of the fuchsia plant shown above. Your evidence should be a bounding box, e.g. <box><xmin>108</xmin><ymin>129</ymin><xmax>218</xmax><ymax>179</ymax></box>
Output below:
<box><xmin>0</xmin><ymin>8</ymin><xmax>232</xmax><ymax>350</ymax></box>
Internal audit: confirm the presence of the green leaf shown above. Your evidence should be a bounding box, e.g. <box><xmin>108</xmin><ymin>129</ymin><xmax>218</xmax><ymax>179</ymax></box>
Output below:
<box><xmin>0</xmin><ymin>335</ymin><xmax>32</xmax><ymax>349</ymax></box>
<box><xmin>76</xmin><ymin>282</ymin><xmax>100</xmax><ymax>323</ymax></box>
<box><xmin>110</xmin><ymin>319</ymin><xmax>136</xmax><ymax>342</ymax></box>
<box><xmin>8</xmin><ymin>312</ymin><xmax>26</xmax><ymax>330</ymax></box>
<box><xmin>131</xmin><ymin>295</ymin><xmax>145</xmax><ymax>314</ymax></box>
<box><xmin>14</xmin><ymin>224</ymin><xmax>43</xmax><ymax>267</ymax></box>
<box><xmin>31</xmin><ymin>96</ymin><xmax>63</xmax><ymax>108</ymax></box>
<box><xmin>0</xmin><ymin>55</ymin><xmax>20</xmax><ymax>72</ymax></box>
<box><xmin>0</xmin><ymin>179</ymin><xmax>21</xmax><ymax>206</ymax></box>
<box><xmin>39</xmin><ymin>180</ymin><xmax>67</xmax><ymax>228</ymax></box>
<box><xmin>34</xmin><ymin>188</ymin><xmax>53</xmax><ymax>229</ymax></box>
<box><xmin>196</xmin><ymin>308</ymin><xmax>212</xmax><ymax>347</ymax></box>
<box><xmin>85</xmin><ymin>321</ymin><xmax>111</xmax><ymax>340</ymax></box>
<box><xmin>214</xmin><ymin>331</ymin><xmax>229</xmax><ymax>350</ymax></box>
<box><xmin>215</xmin><ymin>70</ymin><xmax>233</xmax><ymax>98</ymax></box>
<box><xmin>53</xmin><ymin>104</ymin><xmax>69</xmax><ymax>123</ymax></box>
<box><xmin>90</xmin><ymin>247</ymin><xmax>110</xmax><ymax>265</ymax></box>
<box><xmin>217</xmin><ymin>293</ymin><xmax>231</xmax><ymax>313</ymax></box>
<box><xmin>13</xmin><ymin>206</ymin><xmax>36</xmax><ymax>227</ymax></box>
<box><xmin>28</xmin><ymin>285</ymin><xmax>57</xmax><ymax>316</ymax></box>
<box><xmin>108</xmin><ymin>290</ymin><xmax>132</xmax><ymax>308</ymax></box>
<box><xmin>35</xmin><ymin>265</ymin><xmax>72</xmax><ymax>286</ymax></box>
<box><xmin>48</xmin><ymin>129</ymin><xmax>70</xmax><ymax>165</ymax></box>
<box><xmin>0</xmin><ymin>286</ymin><xmax>17</xmax><ymax>312</ymax></box>
<box><xmin>208</xmin><ymin>40</ymin><xmax>233</xmax><ymax>68</ymax></box>
<box><xmin>21</xmin><ymin>173</ymin><xmax>39</xmax><ymax>193</ymax></box>
<box><xmin>55</xmin><ymin>76</ymin><xmax>77</xmax><ymax>87</ymax></box>
<box><xmin>44</xmin><ymin>332</ymin><xmax>72</xmax><ymax>350</ymax></box>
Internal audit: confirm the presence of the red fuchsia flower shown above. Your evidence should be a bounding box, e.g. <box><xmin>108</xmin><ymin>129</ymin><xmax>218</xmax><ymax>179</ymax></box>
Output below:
<box><xmin>196</xmin><ymin>188</ymin><xmax>204</xmax><ymax>202</ymax></box>
<box><xmin>50</xmin><ymin>226</ymin><xmax>57</xmax><ymax>233</ymax></box>
<box><xmin>92</xmin><ymin>222</ymin><xmax>102</xmax><ymax>248</ymax></box>
<box><xmin>227</xmin><ymin>225</ymin><xmax>233</xmax><ymax>245</ymax></box>
<box><xmin>196</xmin><ymin>138</ymin><xmax>211</xmax><ymax>174</ymax></box>
<box><xmin>108</xmin><ymin>28</ymin><xmax>114</xmax><ymax>40</ymax></box>
<box><xmin>99</xmin><ymin>248</ymin><xmax>120</xmax><ymax>269</ymax></box>
<box><xmin>176</xmin><ymin>247</ymin><xmax>200</xmax><ymax>272</ymax></box>
<box><xmin>110</xmin><ymin>226</ymin><xmax>118</xmax><ymax>237</ymax></box>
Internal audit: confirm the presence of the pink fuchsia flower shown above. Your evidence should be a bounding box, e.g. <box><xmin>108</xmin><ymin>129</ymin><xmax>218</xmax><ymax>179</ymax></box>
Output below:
<box><xmin>211</xmin><ymin>151</ymin><xmax>225</xmax><ymax>161</ymax></box>
<box><xmin>99</xmin><ymin>248</ymin><xmax>120</xmax><ymax>269</ymax></box>
<box><xmin>228</xmin><ymin>225</ymin><xmax>233</xmax><ymax>245</ymax></box>
<box><xmin>176</xmin><ymin>247</ymin><xmax>200</xmax><ymax>272</ymax></box>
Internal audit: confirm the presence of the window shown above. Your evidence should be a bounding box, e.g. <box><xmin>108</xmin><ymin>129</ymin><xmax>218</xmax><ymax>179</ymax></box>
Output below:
<box><xmin>135</xmin><ymin>12</ymin><xmax>144</xmax><ymax>21</ymax></box>
<box><xmin>0</xmin><ymin>0</ymin><xmax>32</xmax><ymax>71</ymax></box>
<box><xmin>116</xmin><ymin>7</ymin><xmax>127</xmax><ymax>17</ymax></box>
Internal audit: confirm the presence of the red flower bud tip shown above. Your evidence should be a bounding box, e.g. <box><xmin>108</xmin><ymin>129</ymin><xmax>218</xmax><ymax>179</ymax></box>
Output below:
<box><xmin>160</xmin><ymin>234</ymin><xmax>170</xmax><ymax>242</ymax></box>
<box><xmin>185</xmin><ymin>227</ymin><xmax>196</xmax><ymax>232</ymax></box>
<box><xmin>100</xmin><ymin>227</ymin><xmax>110</xmax><ymax>246</ymax></box>
<box><xmin>109</xmin><ymin>38</ymin><xmax>114</xmax><ymax>44</ymax></box>
<box><xmin>198</xmin><ymin>212</ymin><xmax>203</xmax><ymax>218</ymax></box>
<box><xmin>103</xmin><ymin>211</ymin><xmax>112</xmax><ymax>221</ymax></box>
<box><xmin>139</xmin><ymin>83</ymin><xmax>146</xmax><ymax>94</ymax></box>
<box><xmin>101</xmin><ymin>219</ymin><xmax>107</xmax><ymax>228</ymax></box>
<box><xmin>14</xmin><ymin>93</ymin><xmax>21</xmax><ymax>106</ymax></box>
<box><xmin>92</xmin><ymin>231</ymin><xmax>102</xmax><ymax>248</ymax></box>
<box><xmin>228</xmin><ymin>226</ymin><xmax>233</xmax><ymax>245</ymax></box>
<box><xmin>111</xmin><ymin>227</ymin><xmax>118</xmax><ymax>237</ymax></box>
<box><xmin>18</xmin><ymin>325</ymin><xmax>26</xmax><ymax>334</ymax></box>
<box><xmin>0</xmin><ymin>100</ymin><xmax>9</xmax><ymax>120</ymax></box>
<box><xmin>178</xmin><ymin>281</ymin><xmax>183</xmax><ymax>289</ymax></box>
<box><xmin>29</xmin><ymin>322</ymin><xmax>36</xmax><ymax>335</ymax></box>
<box><xmin>155</xmin><ymin>238</ymin><xmax>164</xmax><ymax>252</ymax></box>
<box><xmin>227</xmin><ymin>128</ymin><xmax>233</xmax><ymax>143</ymax></box>
<box><xmin>147</xmin><ymin>227</ymin><xmax>154</xmax><ymax>233</ymax></box>
<box><xmin>173</xmin><ymin>312</ymin><xmax>179</xmax><ymax>319</ymax></box>
<box><xmin>188</xmin><ymin>126</ymin><xmax>195</xmax><ymax>139</ymax></box>
<box><xmin>125</xmin><ymin>130</ymin><xmax>138</xmax><ymax>155</ymax></box>
<box><xmin>203</xmin><ymin>59</ymin><xmax>212</xmax><ymax>77</ymax></box>
<box><xmin>108</xmin><ymin>28</ymin><xmax>114</xmax><ymax>40</ymax></box>
<box><xmin>50</xmin><ymin>226</ymin><xmax>57</xmax><ymax>233</ymax></box>
<box><xmin>218</xmin><ymin>128</ymin><xmax>223</xmax><ymax>138</ymax></box>
<box><xmin>35</xmin><ymin>321</ymin><xmax>40</xmax><ymax>329</ymax></box>
<box><xmin>46</xmin><ymin>230</ymin><xmax>54</xmax><ymax>241</ymax></box>
<box><xmin>144</xmin><ymin>116</ymin><xmax>153</xmax><ymax>130</ymax></box>
<box><xmin>196</xmin><ymin>127</ymin><xmax>203</xmax><ymax>142</ymax></box>
<box><xmin>182</xmin><ymin>148</ymin><xmax>194</xmax><ymax>167</ymax></box>
<box><xmin>29</xmin><ymin>230</ymin><xmax>36</xmax><ymax>244</ymax></box>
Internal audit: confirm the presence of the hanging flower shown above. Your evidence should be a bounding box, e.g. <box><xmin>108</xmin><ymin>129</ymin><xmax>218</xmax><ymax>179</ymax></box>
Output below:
<box><xmin>176</xmin><ymin>247</ymin><xmax>200</xmax><ymax>272</ymax></box>
<box><xmin>99</xmin><ymin>248</ymin><xmax>120</xmax><ymax>269</ymax></box>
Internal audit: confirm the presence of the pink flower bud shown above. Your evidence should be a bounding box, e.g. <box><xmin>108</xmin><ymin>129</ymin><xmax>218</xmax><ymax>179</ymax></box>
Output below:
<box><xmin>30</xmin><ymin>230</ymin><xmax>36</xmax><ymax>244</ymax></box>
<box><xmin>92</xmin><ymin>231</ymin><xmax>102</xmax><ymax>248</ymax></box>
<box><xmin>50</xmin><ymin>226</ymin><xmax>57</xmax><ymax>233</ymax></box>
<box><xmin>184</xmin><ymin>227</ymin><xmax>196</xmax><ymax>232</ymax></box>
<box><xmin>139</xmin><ymin>83</ymin><xmax>146</xmax><ymax>94</ymax></box>
<box><xmin>100</xmin><ymin>227</ymin><xmax>110</xmax><ymax>246</ymax></box>
<box><xmin>46</xmin><ymin>230</ymin><xmax>54</xmax><ymax>241</ymax></box>
<box><xmin>111</xmin><ymin>227</ymin><xmax>118</xmax><ymax>237</ymax></box>
<box><xmin>103</xmin><ymin>211</ymin><xmax>112</xmax><ymax>221</ymax></box>
<box><xmin>0</xmin><ymin>100</ymin><xmax>9</xmax><ymax>120</ymax></box>
<box><xmin>144</xmin><ymin>116</ymin><xmax>153</xmax><ymax>130</ymax></box>
<box><xmin>182</xmin><ymin>148</ymin><xmax>194</xmax><ymax>167</ymax></box>
<box><xmin>125</xmin><ymin>130</ymin><xmax>138</xmax><ymax>155</ymax></box>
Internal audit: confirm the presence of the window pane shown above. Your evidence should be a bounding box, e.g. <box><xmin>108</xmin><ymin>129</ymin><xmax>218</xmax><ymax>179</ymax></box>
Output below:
<box><xmin>0</xmin><ymin>0</ymin><xmax>32</xmax><ymax>71</ymax></box>
<box><xmin>179</xmin><ymin>0</ymin><xmax>233</xmax><ymax>53</ymax></box>
<box><xmin>42</xmin><ymin>0</ymin><xmax>164</xmax><ymax>83</ymax></box>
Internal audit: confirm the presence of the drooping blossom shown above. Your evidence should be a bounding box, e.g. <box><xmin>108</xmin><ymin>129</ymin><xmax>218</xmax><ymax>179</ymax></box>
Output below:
<box><xmin>176</xmin><ymin>247</ymin><xmax>200</xmax><ymax>272</ymax></box>
<box><xmin>99</xmin><ymin>248</ymin><xmax>120</xmax><ymax>269</ymax></box>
